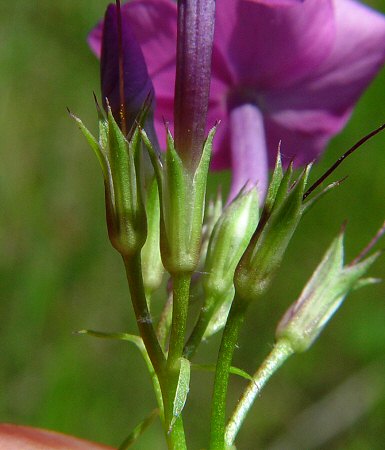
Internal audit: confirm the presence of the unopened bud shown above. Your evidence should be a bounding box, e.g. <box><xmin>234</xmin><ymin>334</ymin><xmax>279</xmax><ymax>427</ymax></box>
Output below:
<box><xmin>158</xmin><ymin>128</ymin><xmax>215</xmax><ymax>274</ymax></box>
<box><xmin>204</xmin><ymin>189</ymin><xmax>259</xmax><ymax>298</ymax></box>
<box><xmin>235</xmin><ymin>164</ymin><xmax>310</xmax><ymax>302</ymax></box>
<box><xmin>276</xmin><ymin>232</ymin><xmax>380</xmax><ymax>353</ymax></box>
<box><xmin>73</xmin><ymin>107</ymin><xmax>147</xmax><ymax>256</ymax></box>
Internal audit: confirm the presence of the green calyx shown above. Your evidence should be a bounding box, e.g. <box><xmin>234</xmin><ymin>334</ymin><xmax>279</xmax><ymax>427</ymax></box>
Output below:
<box><xmin>72</xmin><ymin>106</ymin><xmax>147</xmax><ymax>256</ymax></box>
<box><xmin>235</xmin><ymin>159</ymin><xmax>311</xmax><ymax>302</ymax></box>
<box><xmin>204</xmin><ymin>188</ymin><xmax>259</xmax><ymax>298</ymax></box>
<box><xmin>142</xmin><ymin>126</ymin><xmax>215</xmax><ymax>274</ymax></box>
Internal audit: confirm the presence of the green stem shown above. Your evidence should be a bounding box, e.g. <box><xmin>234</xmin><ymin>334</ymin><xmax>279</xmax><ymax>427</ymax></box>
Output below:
<box><xmin>209</xmin><ymin>297</ymin><xmax>247</xmax><ymax>450</ymax></box>
<box><xmin>124</xmin><ymin>255</ymin><xmax>187</xmax><ymax>449</ymax></box>
<box><xmin>123</xmin><ymin>254</ymin><xmax>165</xmax><ymax>378</ymax></box>
<box><xmin>184</xmin><ymin>294</ymin><xmax>217</xmax><ymax>359</ymax></box>
<box><xmin>163</xmin><ymin>272</ymin><xmax>191</xmax><ymax>449</ymax></box>
<box><xmin>167</xmin><ymin>272</ymin><xmax>192</xmax><ymax>370</ymax></box>
<box><xmin>225</xmin><ymin>339</ymin><xmax>294</xmax><ymax>446</ymax></box>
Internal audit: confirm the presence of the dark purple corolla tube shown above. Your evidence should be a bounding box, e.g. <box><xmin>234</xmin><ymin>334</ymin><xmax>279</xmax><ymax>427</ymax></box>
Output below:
<box><xmin>96</xmin><ymin>3</ymin><xmax>156</xmax><ymax>136</ymax></box>
<box><xmin>173</xmin><ymin>0</ymin><xmax>216</xmax><ymax>172</ymax></box>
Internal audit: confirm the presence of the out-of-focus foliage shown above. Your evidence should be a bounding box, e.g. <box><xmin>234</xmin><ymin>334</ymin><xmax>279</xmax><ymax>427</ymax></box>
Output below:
<box><xmin>1</xmin><ymin>1</ymin><xmax>385</xmax><ymax>449</ymax></box>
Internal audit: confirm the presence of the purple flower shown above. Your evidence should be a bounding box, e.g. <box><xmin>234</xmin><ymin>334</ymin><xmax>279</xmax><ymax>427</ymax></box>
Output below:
<box><xmin>89</xmin><ymin>0</ymin><xmax>385</xmax><ymax>200</ymax></box>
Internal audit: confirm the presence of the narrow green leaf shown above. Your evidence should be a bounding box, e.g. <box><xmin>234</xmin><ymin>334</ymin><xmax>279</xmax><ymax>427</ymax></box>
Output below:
<box><xmin>75</xmin><ymin>329</ymin><xmax>153</xmax><ymax>376</ymax></box>
<box><xmin>75</xmin><ymin>329</ymin><xmax>141</xmax><ymax>344</ymax></box>
<box><xmin>191</xmin><ymin>363</ymin><xmax>252</xmax><ymax>381</ymax></box>
<box><xmin>228</xmin><ymin>366</ymin><xmax>253</xmax><ymax>381</ymax></box>
<box><xmin>118</xmin><ymin>409</ymin><xmax>159</xmax><ymax>450</ymax></box>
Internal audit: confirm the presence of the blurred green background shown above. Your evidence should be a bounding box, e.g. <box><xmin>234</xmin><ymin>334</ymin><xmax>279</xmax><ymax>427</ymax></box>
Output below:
<box><xmin>1</xmin><ymin>1</ymin><xmax>385</xmax><ymax>449</ymax></box>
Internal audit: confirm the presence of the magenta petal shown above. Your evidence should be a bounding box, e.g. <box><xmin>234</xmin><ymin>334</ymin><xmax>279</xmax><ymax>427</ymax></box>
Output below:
<box><xmin>121</xmin><ymin>0</ymin><xmax>177</xmax><ymax>145</ymax></box>
<box><xmin>246</xmin><ymin>0</ymin><xmax>304</xmax><ymax>4</ymax></box>
<box><xmin>296</xmin><ymin>0</ymin><xmax>385</xmax><ymax>114</ymax></box>
<box><xmin>209</xmin><ymin>120</ymin><xmax>231</xmax><ymax>171</ymax></box>
<box><xmin>264</xmin><ymin>114</ymin><xmax>333</xmax><ymax>167</ymax></box>
<box><xmin>121</xmin><ymin>0</ymin><xmax>177</xmax><ymax>83</ymax></box>
<box><xmin>216</xmin><ymin>0</ymin><xmax>335</xmax><ymax>90</ymax></box>
<box><xmin>205</xmin><ymin>97</ymin><xmax>229</xmax><ymax>169</ymax></box>
<box><xmin>153</xmin><ymin>96</ymin><xmax>174</xmax><ymax>151</ymax></box>
<box><xmin>88</xmin><ymin>21</ymin><xmax>103</xmax><ymax>58</ymax></box>
<box><xmin>261</xmin><ymin>0</ymin><xmax>385</xmax><ymax>164</ymax></box>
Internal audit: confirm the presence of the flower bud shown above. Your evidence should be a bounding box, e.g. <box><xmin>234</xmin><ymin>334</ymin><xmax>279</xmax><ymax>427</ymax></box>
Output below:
<box><xmin>204</xmin><ymin>189</ymin><xmax>259</xmax><ymax>298</ymax></box>
<box><xmin>89</xmin><ymin>3</ymin><xmax>157</xmax><ymax>137</ymax></box>
<box><xmin>235</xmin><ymin>163</ymin><xmax>310</xmax><ymax>302</ymax></box>
<box><xmin>72</xmin><ymin>106</ymin><xmax>147</xmax><ymax>256</ymax></box>
<box><xmin>174</xmin><ymin>0</ymin><xmax>215</xmax><ymax>172</ymax></box>
<box><xmin>276</xmin><ymin>232</ymin><xmax>380</xmax><ymax>353</ymax></box>
<box><xmin>143</xmin><ymin>127</ymin><xmax>215</xmax><ymax>274</ymax></box>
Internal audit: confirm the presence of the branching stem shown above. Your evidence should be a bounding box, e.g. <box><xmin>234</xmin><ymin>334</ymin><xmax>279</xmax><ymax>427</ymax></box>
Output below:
<box><xmin>225</xmin><ymin>339</ymin><xmax>294</xmax><ymax>446</ymax></box>
<box><xmin>209</xmin><ymin>298</ymin><xmax>247</xmax><ymax>450</ymax></box>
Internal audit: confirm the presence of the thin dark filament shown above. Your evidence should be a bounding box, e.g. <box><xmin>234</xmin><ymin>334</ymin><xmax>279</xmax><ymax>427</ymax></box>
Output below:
<box><xmin>116</xmin><ymin>0</ymin><xmax>127</xmax><ymax>135</ymax></box>
<box><xmin>303</xmin><ymin>123</ymin><xmax>385</xmax><ymax>200</ymax></box>
<box><xmin>348</xmin><ymin>220</ymin><xmax>385</xmax><ymax>266</ymax></box>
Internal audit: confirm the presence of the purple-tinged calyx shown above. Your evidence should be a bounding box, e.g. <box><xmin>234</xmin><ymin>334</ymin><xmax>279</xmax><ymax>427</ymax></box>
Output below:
<box><xmin>276</xmin><ymin>229</ymin><xmax>381</xmax><ymax>353</ymax></box>
<box><xmin>100</xmin><ymin>3</ymin><xmax>155</xmax><ymax>134</ymax></box>
<box><xmin>234</xmin><ymin>162</ymin><xmax>311</xmax><ymax>303</ymax></box>
<box><xmin>174</xmin><ymin>0</ymin><xmax>216</xmax><ymax>172</ymax></box>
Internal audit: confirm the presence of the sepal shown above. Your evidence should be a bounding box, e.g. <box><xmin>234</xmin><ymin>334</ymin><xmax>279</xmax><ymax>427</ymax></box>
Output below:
<box><xmin>264</xmin><ymin>150</ymin><xmax>283</xmax><ymax>214</ymax></box>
